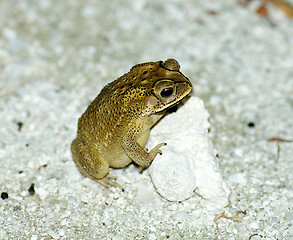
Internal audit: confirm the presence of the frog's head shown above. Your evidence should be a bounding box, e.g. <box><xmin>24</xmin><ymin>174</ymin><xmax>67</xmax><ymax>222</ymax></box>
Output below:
<box><xmin>145</xmin><ymin>59</ymin><xmax>192</xmax><ymax>114</ymax></box>
<box><xmin>122</xmin><ymin>59</ymin><xmax>192</xmax><ymax>116</ymax></box>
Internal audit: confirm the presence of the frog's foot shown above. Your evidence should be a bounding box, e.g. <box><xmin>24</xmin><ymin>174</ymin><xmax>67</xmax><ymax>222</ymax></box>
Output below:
<box><xmin>148</xmin><ymin>142</ymin><xmax>166</xmax><ymax>159</ymax></box>
<box><xmin>97</xmin><ymin>174</ymin><xmax>124</xmax><ymax>191</ymax></box>
<box><xmin>139</xmin><ymin>142</ymin><xmax>167</xmax><ymax>173</ymax></box>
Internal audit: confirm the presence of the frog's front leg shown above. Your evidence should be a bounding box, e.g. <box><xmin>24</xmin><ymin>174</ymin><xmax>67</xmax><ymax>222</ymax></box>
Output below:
<box><xmin>122</xmin><ymin>126</ymin><xmax>166</xmax><ymax>171</ymax></box>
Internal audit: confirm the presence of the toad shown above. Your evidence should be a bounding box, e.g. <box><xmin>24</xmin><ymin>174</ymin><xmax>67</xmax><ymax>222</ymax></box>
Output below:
<box><xmin>71</xmin><ymin>59</ymin><xmax>192</xmax><ymax>190</ymax></box>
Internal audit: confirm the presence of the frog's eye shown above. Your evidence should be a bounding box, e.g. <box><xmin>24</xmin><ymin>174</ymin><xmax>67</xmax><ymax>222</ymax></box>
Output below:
<box><xmin>160</xmin><ymin>87</ymin><xmax>174</xmax><ymax>98</ymax></box>
<box><xmin>154</xmin><ymin>80</ymin><xmax>176</xmax><ymax>102</ymax></box>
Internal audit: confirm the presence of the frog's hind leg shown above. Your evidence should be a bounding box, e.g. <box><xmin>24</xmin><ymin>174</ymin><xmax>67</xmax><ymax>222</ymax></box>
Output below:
<box><xmin>71</xmin><ymin>138</ymin><xmax>123</xmax><ymax>190</ymax></box>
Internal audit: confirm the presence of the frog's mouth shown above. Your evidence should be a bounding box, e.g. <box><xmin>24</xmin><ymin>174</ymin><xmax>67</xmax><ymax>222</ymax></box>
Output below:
<box><xmin>160</xmin><ymin>91</ymin><xmax>192</xmax><ymax>113</ymax></box>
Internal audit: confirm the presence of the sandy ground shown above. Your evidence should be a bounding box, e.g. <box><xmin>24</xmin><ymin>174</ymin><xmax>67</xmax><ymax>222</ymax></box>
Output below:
<box><xmin>1</xmin><ymin>0</ymin><xmax>293</xmax><ymax>239</ymax></box>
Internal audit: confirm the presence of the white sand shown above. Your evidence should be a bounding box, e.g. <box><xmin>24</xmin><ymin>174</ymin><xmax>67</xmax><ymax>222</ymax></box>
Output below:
<box><xmin>1</xmin><ymin>0</ymin><xmax>293</xmax><ymax>239</ymax></box>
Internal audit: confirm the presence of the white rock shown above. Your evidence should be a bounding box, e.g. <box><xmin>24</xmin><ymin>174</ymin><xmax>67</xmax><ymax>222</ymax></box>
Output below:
<box><xmin>30</xmin><ymin>235</ymin><xmax>38</xmax><ymax>240</ymax></box>
<box><xmin>228</xmin><ymin>173</ymin><xmax>248</xmax><ymax>185</ymax></box>
<box><xmin>250</xmin><ymin>221</ymin><xmax>260</xmax><ymax>229</ymax></box>
<box><xmin>136</xmin><ymin>183</ymin><xmax>155</xmax><ymax>205</ymax></box>
<box><xmin>173</xmin><ymin>211</ymin><xmax>189</xmax><ymax>222</ymax></box>
<box><xmin>147</xmin><ymin>96</ymin><xmax>230</xmax><ymax>205</ymax></box>
<box><xmin>58</xmin><ymin>229</ymin><xmax>66</xmax><ymax>237</ymax></box>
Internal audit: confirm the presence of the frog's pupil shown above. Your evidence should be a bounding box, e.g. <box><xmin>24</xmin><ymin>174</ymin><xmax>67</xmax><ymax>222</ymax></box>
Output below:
<box><xmin>161</xmin><ymin>88</ymin><xmax>173</xmax><ymax>98</ymax></box>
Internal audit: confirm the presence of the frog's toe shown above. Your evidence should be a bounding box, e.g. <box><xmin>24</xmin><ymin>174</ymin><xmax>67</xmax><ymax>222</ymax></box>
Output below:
<box><xmin>107</xmin><ymin>173</ymin><xmax>117</xmax><ymax>180</ymax></box>
<box><xmin>97</xmin><ymin>175</ymin><xmax>124</xmax><ymax>191</ymax></box>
